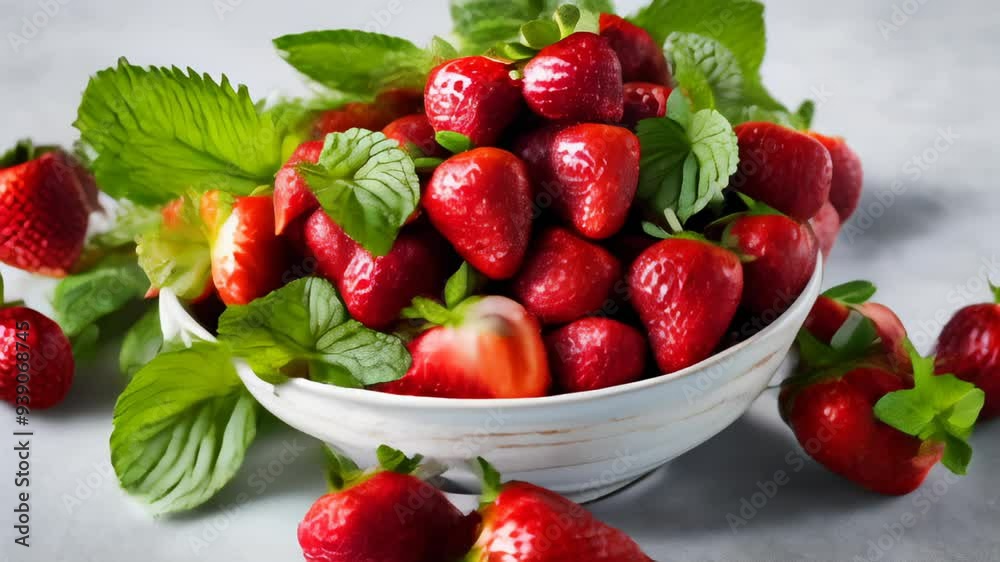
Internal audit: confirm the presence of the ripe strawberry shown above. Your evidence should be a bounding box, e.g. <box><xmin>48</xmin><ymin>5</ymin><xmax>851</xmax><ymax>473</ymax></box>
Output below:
<box><xmin>808</xmin><ymin>132</ymin><xmax>863</xmax><ymax>222</ymax></box>
<box><xmin>202</xmin><ymin>192</ymin><xmax>288</xmax><ymax>306</ymax></box>
<box><xmin>273</xmin><ymin>140</ymin><xmax>322</xmax><ymax>235</ymax></box>
<box><xmin>375</xmin><ymin>296</ymin><xmax>550</xmax><ymax>398</ymax></box>
<box><xmin>621</xmin><ymin>81</ymin><xmax>672</xmax><ymax>128</ymax></box>
<box><xmin>0</xmin><ymin>287</ymin><xmax>74</xmax><ymax>409</ymax></box>
<box><xmin>935</xmin><ymin>284</ymin><xmax>1000</xmax><ymax>419</ymax></box>
<box><xmin>522</xmin><ymin>32</ymin><xmax>624</xmax><ymax>122</ymax></box>
<box><xmin>311</xmin><ymin>89</ymin><xmax>423</xmax><ymax>139</ymax></box>
<box><xmin>298</xmin><ymin>449</ymin><xmax>478</xmax><ymax>562</ymax></box>
<box><xmin>512</xmin><ymin>227</ymin><xmax>621</xmax><ymax>325</ymax></box>
<box><xmin>628</xmin><ymin>237</ymin><xmax>743</xmax><ymax>373</ymax></box>
<box><xmin>809</xmin><ymin>200</ymin><xmax>840</xmax><ymax>260</ymax></box>
<box><xmin>424</xmin><ymin>56</ymin><xmax>523</xmax><ymax>147</ymax></box>
<box><xmin>303</xmin><ymin>209</ymin><xmax>357</xmax><ymax>281</ymax></box>
<box><xmin>382</xmin><ymin>113</ymin><xmax>447</xmax><ymax>158</ymax></box>
<box><xmin>466</xmin><ymin>463</ymin><xmax>652</xmax><ymax>561</ymax></box>
<box><xmin>514</xmin><ymin>123</ymin><xmax>639</xmax><ymax>239</ymax></box>
<box><xmin>731</xmin><ymin>122</ymin><xmax>833</xmax><ymax>221</ymax></box>
<box><xmin>722</xmin><ymin>213</ymin><xmax>818</xmax><ymax>316</ymax></box>
<box><xmin>546</xmin><ymin>317</ymin><xmax>647</xmax><ymax>393</ymax></box>
<box><xmin>0</xmin><ymin>149</ymin><xmax>90</xmax><ymax>277</ymax></box>
<box><xmin>423</xmin><ymin>148</ymin><xmax>533</xmax><ymax>280</ymax></box>
<box><xmin>599</xmin><ymin>14</ymin><xmax>672</xmax><ymax>85</ymax></box>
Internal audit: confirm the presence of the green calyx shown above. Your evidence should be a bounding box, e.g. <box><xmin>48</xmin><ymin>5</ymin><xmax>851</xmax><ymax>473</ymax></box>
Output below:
<box><xmin>488</xmin><ymin>4</ymin><xmax>596</xmax><ymax>62</ymax></box>
<box><xmin>401</xmin><ymin>262</ymin><xmax>486</xmax><ymax>330</ymax></box>
<box><xmin>821</xmin><ymin>280</ymin><xmax>878</xmax><ymax>305</ymax></box>
<box><xmin>792</xmin><ymin>311</ymin><xmax>883</xmax><ymax>380</ymax></box>
<box><xmin>873</xmin><ymin>340</ymin><xmax>985</xmax><ymax>475</ymax></box>
<box><xmin>324</xmin><ymin>445</ymin><xmax>424</xmax><ymax>493</ymax></box>
<box><xmin>991</xmin><ymin>282</ymin><xmax>1000</xmax><ymax>305</ymax></box>
<box><xmin>0</xmin><ymin>273</ymin><xmax>23</xmax><ymax>309</ymax></box>
<box><xmin>435</xmin><ymin>131</ymin><xmax>473</xmax><ymax>155</ymax></box>
<box><xmin>475</xmin><ymin>457</ymin><xmax>503</xmax><ymax>507</ymax></box>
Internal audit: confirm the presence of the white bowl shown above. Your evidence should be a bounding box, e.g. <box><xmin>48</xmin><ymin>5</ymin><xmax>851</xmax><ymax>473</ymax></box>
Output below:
<box><xmin>160</xmin><ymin>258</ymin><xmax>822</xmax><ymax>502</ymax></box>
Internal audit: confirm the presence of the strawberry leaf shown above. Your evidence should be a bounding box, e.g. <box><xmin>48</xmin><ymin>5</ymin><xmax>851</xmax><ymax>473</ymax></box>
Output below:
<box><xmin>323</xmin><ymin>445</ymin><xmax>364</xmax><ymax>491</ymax></box>
<box><xmin>216</xmin><ymin>277</ymin><xmax>411</xmax><ymax>387</ymax></box>
<box><xmin>119</xmin><ymin>306</ymin><xmax>163</xmax><ymax>378</ymax></box>
<box><xmin>822</xmin><ymin>280</ymin><xmax>877</xmax><ymax>305</ymax></box>
<box><xmin>52</xmin><ymin>253</ymin><xmax>150</xmax><ymax>338</ymax></box>
<box><xmin>475</xmin><ymin>457</ymin><xmax>503</xmax><ymax>506</ymax></box>
<box><xmin>136</xmin><ymin>195</ymin><xmax>212</xmax><ymax>301</ymax></box>
<box><xmin>298</xmin><ymin>129</ymin><xmax>420</xmax><ymax>257</ymax></box>
<box><xmin>873</xmin><ymin>341</ymin><xmax>985</xmax><ymax>475</ymax></box>
<box><xmin>444</xmin><ymin>262</ymin><xmax>485</xmax><ymax>309</ymax></box>
<box><xmin>402</xmin><ymin>296</ymin><xmax>461</xmax><ymax>327</ymax></box>
<box><xmin>376</xmin><ymin>445</ymin><xmax>424</xmax><ymax>475</ymax></box>
<box><xmin>450</xmin><ymin>0</ymin><xmax>612</xmax><ymax>55</ymax></box>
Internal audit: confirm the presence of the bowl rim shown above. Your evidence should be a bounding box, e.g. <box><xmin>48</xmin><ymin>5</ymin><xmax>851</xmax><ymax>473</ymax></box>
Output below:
<box><xmin>164</xmin><ymin>255</ymin><xmax>823</xmax><ymax>411</ymax></box>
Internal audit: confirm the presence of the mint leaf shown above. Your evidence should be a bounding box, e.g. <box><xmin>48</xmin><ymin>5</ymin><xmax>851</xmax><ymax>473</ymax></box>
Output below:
<box><xmin>119</xmin><ymin>306</ymin><xmax>163</xmax><ymax>378</ymax></box>
<box><xmin>136</xmin><ymin>195</ymin><xmax>212</xmax><ymax>301</ymax></box>
<box><xmin>822</xmin><ymin>280</ymin><xmax>877</xmax><ymax>305</ymax></box>
<box><xmin>450</xmin><ymin>0</ymin><xmax>612</xmax><ymax>54</ymax></box>
<box><xmin>376</xmin><ymin>445</ymin><xmax>423</xmax><ymax>475</ymax></box>
<box><xmin>636</xmin><ymin>91</ymin><xmax>738</xmax><ymax>224</ymax></box>
<box><xmin>52</xmin><ymin>254</ymin><xmax>149</xmax><ymax>338</ymax></box>
<box><xmin>298</xmin><ymin>129</ymin><xmax>420</xmax><ymax>256</ymax></box>
<box><xmin>274</xmin><ymin>30</ymin><xmax>436</xmax><ymax>97</ymax></box>
<box><xmin>216</xmin><ymin>277</ymin><xmax>410</xmax><ymax>387</ymax></box>
<box><xmin>111</xmin><ymin>343</ymin><xmax>258</xmax><ymax>514</ymax></box>
<box><xmin>444</xmin><ymin>262</ymin><xmax>485</xmax><ymax>308</ymax></box>
<box><xmin>74</xmin><ymin>58</ymin><xmax>288</xmax><ymax>204</ymax></box>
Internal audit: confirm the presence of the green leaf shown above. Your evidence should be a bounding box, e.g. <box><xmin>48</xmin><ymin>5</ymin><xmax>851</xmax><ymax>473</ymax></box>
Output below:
<box><xmin>136</xmin><ymin>195</ymin><xmax>212</xmax><ymax>300</ymax></box>
<box><xmin>401</xmin><ymin>296</ymin><xmax>459</xmax><ymax>327</ymax></box>
<box><xmin>110</xmin><ymin>343</ymin><xmax>258</xmax><ymax>514</ymax></box>
<box><xmin>298</xmin><ymin>129</ymin><xmax>420</xmax><ymax>256</ymax></box>
<box><xmin>216</xmin><ymin>277</ymin><xmax>411</xmax><ymax>387</ymax></box>
<box><xmin>435</xmin><ymin>131</ymin><xmax>473</xmax><ymax>154</ymax></box>
<box><xmin>829</xmin><ymin>312</ymin><xmax>879</xmax><ymax>358</ymax></box>
<box><xmin>0</xmin><ymin>139</ymin><xmax>37</xmax><ymax>168</ymax></box>
<box><xmin>74</xmin><ymin>58</ymin><xmax>287</xmax><ymax>204</ymax></box>
<box><xmin>444</xmin><ymin>262</ymin><xmax>485</xmax><ymax>308</ymax></box>
<box><xmin>273</xmin><ymin>30</ymin><xmax>434</xmax><ymax>97</ymax></box>
<box><xmin>323</xmin><ymin>445</ymin><xmax>363</xmax><ymax>491</ymax></box>
<box><xmin>990</xmin><ymin>282</ymin><xmax>1000</xmax><ymax>305</ymax></box>
<box><xmin>475</xmin><ymin>457</ymin><xmax>503</xmax><ymax>506</ymax></box>
<box><xmin>520</xmin><ymin>19</ymin><xmax>561</xmax><ymax>49</ymax></box>
<box><xmin>449</xmin><ymin>0</ymin><xmax>612</xmax><ymax>54</ymax></box>
<box><xmin>119</xmin><ymin>306</ymin><xmax>163</xmax><ymax>378</ymax></box>
<box><xmin>940</xmin><ymin>434</ymin><xmax>973</xmax><ymax>475</ymax></box>
<box><xmin>87</xmin><ymin>205</ymin><xmax>162</xmax><ymax>251</ymax></box>
<box><xmin>52</xmin><ymin>254</ymin><xmax>149</xmax><ymax>338</ymax></box>
<box><xmin>376</xmin><ymin>445</ymin><xmax>423</xmax><ymax>475</ymax></box>
<box><xmin>822</xmin><ymin>280</ymin><xmax>877</xmax><ymax>305</ymax></box>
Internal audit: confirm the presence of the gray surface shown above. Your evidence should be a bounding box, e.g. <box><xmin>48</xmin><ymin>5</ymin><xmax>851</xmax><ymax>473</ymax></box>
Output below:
<box><xmin>2</xmin><ymin>0</ymin><xmax>999</xmax><ymax>560</ymax></box>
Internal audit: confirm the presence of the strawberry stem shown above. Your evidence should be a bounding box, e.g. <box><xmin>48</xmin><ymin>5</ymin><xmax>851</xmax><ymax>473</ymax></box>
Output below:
<box><xmin>475</xmin><ymin>457</ymin><xmax>503</xmax><ymax>507</ymax></box>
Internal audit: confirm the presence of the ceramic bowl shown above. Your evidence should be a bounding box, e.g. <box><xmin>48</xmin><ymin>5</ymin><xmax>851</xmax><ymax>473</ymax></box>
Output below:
<box><xmin>159</xmin><ymin>258</ymin><xmax>823</xmax><ymax>502</ymax></box>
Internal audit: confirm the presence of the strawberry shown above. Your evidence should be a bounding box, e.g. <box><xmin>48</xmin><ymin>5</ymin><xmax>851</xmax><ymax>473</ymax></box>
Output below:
<box><xmin>424</xmin><ymin>56</ymin><xmax>523</xmax><ymax>147</ymax></box>
<box><xmin>808</xmin><ymin>132</ymin><xmax>863</xmax><ymax>222</ymax></box>
<box><xmin>142</xmin><ymin>197</ymin><xmax>216</xmax><ymax>303</ymax></box>
<box><xmin>599</xmin><ymin>14</ymin><xmax>672</xmax><ymax>85</ymax></box>
<box><xmin>512</xmin><ymin>227</ymin><xmax>621</xmax><ymax>325</ymax></box>
<box><xmin>0</xmin><ymin>277</ymin><xmax>74</xmax><ymax>409</ymax></box>
<box><xmin>375</xmin><ymin>296</ymin><xmax>550</xmax><ymax>398</ymax></box>
<box><xmin>514</xmin><ymin>123</ymin><xmax>639</xmax><ymax>239</ymax></box>
<box><xmin>298</xmin><ymin>447</ymin><xmax>478</xmax><ymax>562</ymax></box>
<box><xmin>465</xmin><ymin>460</ymin><xmax>653</xmax><ymax>561</ymax></box>
<box><xmin>621</xmin><ymin>81</ymin><xmax>672</xmax><ymax>129</ymax></box>
<box><xmin>311</xmin><ymin>89</ymin><xmax>423</xmax><ymax>139</ymax></box>
<box><xmin>0</xmin><ymin>144</ymin><xmax>91</xmax><ymax>277</ymax></box>
<box><xmin>628</xmin><ymin>237</ymin><xmax>743</xmax><ymax>373</ymax></box>
<box><xmin>722</xmin><ymin>213</ymin><xmax>818</xmax><ymax>316</ymax></box>
<box><xmin>809</xmin><ymin>200</ymin><xmax>840</xmax><ymax>260</ymax></box>
<box><xmin>382</xmin><ymin>113</ymin><xmax>447</xmax><ymax>159</ymax></box>
<box><xmin>780</xmin><ymin>341</ymin><xmax>984</xmax><ymax>495</ymax></box>
<box><xmin>273</xmin><ymin>140</ymin><xmax>322</xmax><ymax>235</ymax></box>
<box><xmin>935</xmin><ymin>284</ymin><xmax>1000</xmax><ymax>419</ymax></box>
<box><xmin>423</xmin><ymin>148</ymin><xmax>533</xmax><ymax>280</ymax></box>
<box><xmin>522</xmin><ymin>32</ymin><xmax>624</xmax><ymax>122</ymax></box>
<box><xmin>545</xmin><ymin>317</ymin><xmax>647</xmax><ymax>393</ymax></box>
<box><xmin>731</xmin><ymin>122</ymin><xmax>832</xmax><ymax>221</ymax></box>
<box><xmin>202</xmin><ymin>192</ymin><xmax>288</xmax><ymax>306</ymax></box>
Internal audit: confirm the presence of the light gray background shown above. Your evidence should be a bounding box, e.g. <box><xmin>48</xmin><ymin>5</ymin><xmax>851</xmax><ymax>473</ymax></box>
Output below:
<box><xmin>2</xmin><ymin>0</ymin><xmax>999</xmax><ymax>560</ymax></box>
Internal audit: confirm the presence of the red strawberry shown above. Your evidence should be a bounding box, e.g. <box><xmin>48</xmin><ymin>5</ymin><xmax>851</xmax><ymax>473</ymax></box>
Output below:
<box><xmin>514</xmin><ymin>123</ymin><xmax>639</xmax><ymax>239</ymax></box>
<box><xmin>935</xmin><ymin>285</ymin><xmax>1000</xmax><ymax>419</ymax></box>
<box><xmin>522</xmin><ymin>32</ymin><xmax>624</xmax><ymax>122</ymax></box>
<box><xmin>467</xmin><ymin>478</ymin><xmax>652</xmax><ymax>561</ymax></box>
<box><xmin>731</xmin><ymin>122</ymin><xmax>832</xmax><ymax>221</ymax></box>
<box><xmin>424</xmin><ymin>56</ymin><xmax>523</xmax><ymax>147</ymax></box>
<box><xmin>202</xmin><ymin>192</ymin><xmax>288</xmax><ymax>306</ymax></box>
<box><xmin>423</xmin><ymin>148</ymin><xmax>533</xmax><ymax>280</ymax></box>
<box><xmin>0</xmin><ymin>291</ymin><xmax>74</xmax><ymax>409</ymax></box>
<box><xmin>0</xmin><ymin>150</ymin><xmax>90</xmax><ymax>277</ymax></box>
<box><xmin>512</xmin><ymin>227</ymin><xmax>621</xmax><ymax>324</ymax></box>
<box><xmin>722</xmin><ymin>213</ymin><xmax>818</xmax><ymax>316</ymax></box>
<box><xmin>545</xmin><ymin>317</ymin><xmax>647</xmax><ymax>393</ymax></box>
<box><xmin>809</xmin><ymin>200</ymin><xmax>840</xmax><ymax>260</ymax></box>
<box><xmin>382</xmin><ymin>113</ymin><xmax>447</xmax><ymax>158</ymax></box>
<box><xmin>273</xmin><ymin>140</ymin><xmax>322</xmax><ymax>235</ymax></box>
<box><xmin>599</xmin><ymin>14</ymin><xmax>672</xmax><ymax>85</ymax></box>
<box><xmin>298</xmin><ymin>452</ymin><xmax>478</xmax><ymax>562</ymax></box>
<box><xmin>375</xmin><ymin>296</ymin><xmax>550</xmax><ymax>398</ymax></box>
<box><xmin>311</xmin><ymin>89</ymin><xmax>422</xmax><ymax>139</ymax></box>
<box><xmin>621</xmin><ymin>81</ymin><xmax>672</xmax><ymax>128</ymax></box>
<box><xmin>303</xmin><ymin>209</ymin><xmax>357</xmax><ymax>281</ymax></box>
<box><xmin>628</xmin><ymin>237</ymin><xmax>743</xmax><ymax>373</ymax></box>
<box><xmin>808</xmin><ymin>132</ymin><xmax>863</xmax><ymax>222</ymax></box>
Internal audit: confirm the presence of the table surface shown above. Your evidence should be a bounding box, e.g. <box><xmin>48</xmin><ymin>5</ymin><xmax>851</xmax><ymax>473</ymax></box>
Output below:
<box><xmin>2</xmin><ymin>0</ymin><xmax>999</xmax><ymax>560</ymax></box>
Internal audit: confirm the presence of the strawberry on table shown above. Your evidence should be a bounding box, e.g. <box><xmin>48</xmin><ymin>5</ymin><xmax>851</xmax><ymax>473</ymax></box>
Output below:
<box><xmin>628</xmin><ymin>236</ymin><xmax>743</xmax><ymax>374</ymax></box>
<box><xmin>935</xmin><ymin>283</ymin><xmax>1000</xmax><ymax>419</ymax></box>
<box><xmin>546</xmin><ymin>317</ymin><xmax>647</xmax><ymax>393</ymax></box>
<box><xmin>599</xmin><ymin>13</ymin><xmax>672</xmax><ymax>85</ymax></box>
<box><xmin>808</xmin><ymin>132</ymin><xmax>864</xmax><ymax>222</ymax></box>
<box><xmin>522</xmin><ymin>32</ymin><xmax>624</xmax><ymax>122</ymax></box>
<box><xmin>424</xmin><ymin>56</ymin><xmax>523</xmax><ymax>147</ymax></box>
